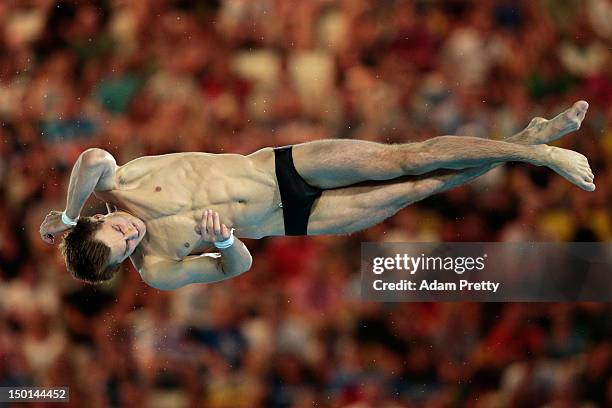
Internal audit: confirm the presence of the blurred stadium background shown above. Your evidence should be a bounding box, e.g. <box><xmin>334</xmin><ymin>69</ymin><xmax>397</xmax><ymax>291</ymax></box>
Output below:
<box><xmin>1</xmin><ymin>0</ymin><xmax>611</xmax><ymax>407</ymax></box>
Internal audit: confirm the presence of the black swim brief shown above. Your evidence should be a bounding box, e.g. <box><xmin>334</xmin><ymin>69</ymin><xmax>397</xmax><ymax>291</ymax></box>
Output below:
<box><xmin>274</xmin><ymin>145</ymin><xmax>323</xmax><ymax>236</ymax></box>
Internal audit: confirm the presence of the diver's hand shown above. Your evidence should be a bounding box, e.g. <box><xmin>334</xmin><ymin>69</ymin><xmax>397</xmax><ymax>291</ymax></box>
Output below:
<box><xmin>40</xmin><ymin>210</ymin><xmax>73</xmax><ymax>244</ymax></box>
<box><xmin>195</xmin><ymin>210</ymin><xmax>231</xmax><ymax>243</ymax></box>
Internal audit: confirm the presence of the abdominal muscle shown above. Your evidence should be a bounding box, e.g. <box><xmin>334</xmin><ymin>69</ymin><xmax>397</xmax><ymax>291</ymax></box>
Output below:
<box><xmin>95</xmin><ymin>149</ymin><xmax>285</xmax><ymax>260</ymax></box>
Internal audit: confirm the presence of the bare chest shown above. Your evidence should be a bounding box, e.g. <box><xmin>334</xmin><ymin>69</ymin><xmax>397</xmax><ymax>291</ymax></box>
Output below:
<box><xmin>94</xmin><ymin>152</ymin><xmax>284</xmax><ymax>260</ymax></box>
<box><xmin>140</xmin><ymin>212</ymin><xmax>212</xmax><ymax>260</ymax></box>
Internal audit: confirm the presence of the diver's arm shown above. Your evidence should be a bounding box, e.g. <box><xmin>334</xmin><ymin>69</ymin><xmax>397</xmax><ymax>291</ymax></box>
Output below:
<box><xmin>40</xmin><ymin>149</ymin><xmax>117</xmax><ymax>244</ymax></box>
<box><xmin>139</xmin><ymin>210</ymin><xmax>252</xmax><ymax>290</ymax></box>
<box><xmin>64</xmin><ymin>148</ymin><xmax>117</xmax><ymax>219</ymax></box>
<box><xmin>139</xmin><ymin>242</ymin><xmax>253</xmax><ymax>290</ymax></box>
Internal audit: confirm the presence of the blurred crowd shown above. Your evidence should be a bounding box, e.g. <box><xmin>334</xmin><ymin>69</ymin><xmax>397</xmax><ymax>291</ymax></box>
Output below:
<box><xmin>1</xmin><ymin>0</ymin><xmax>611</xmax><ymax>407</ymax></box>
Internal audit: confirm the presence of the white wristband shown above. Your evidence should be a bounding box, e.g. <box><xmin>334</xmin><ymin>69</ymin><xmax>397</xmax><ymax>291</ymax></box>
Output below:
<box><xmin>214</xmin><ymin>230</ymin><xmax>235</xmax><ymax>249</ymax></box>
<box><xmin>61</xmin><ymin>210</ymin><xmax>78</xmax><ymax>226</ymax></box>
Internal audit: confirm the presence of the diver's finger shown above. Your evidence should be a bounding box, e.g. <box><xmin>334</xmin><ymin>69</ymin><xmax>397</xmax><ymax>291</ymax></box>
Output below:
<box><xmin>207</xmin><ymin>210</ymin><xmax>214</xmax><ymax>234</ymax></box>
<box><xmin>220</xmin><ymin>224</ymin><xmax>230</xmax><ymax>239</ymax></box>
<box><xmin>197</xmin><ymin>210</ymin><xmax>209</xmax><ymax>234</ymax></box>
<box><xmin>213</xmin><ymin>212</ymin><xmax>221</xmax><ymax>235</ymax></box>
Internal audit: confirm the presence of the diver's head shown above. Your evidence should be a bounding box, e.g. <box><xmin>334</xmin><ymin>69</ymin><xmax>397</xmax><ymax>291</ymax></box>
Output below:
<box><xmin>59</xmin><ymin>211</ymin><xmax>146</xmax><ymax>283</ymax></box>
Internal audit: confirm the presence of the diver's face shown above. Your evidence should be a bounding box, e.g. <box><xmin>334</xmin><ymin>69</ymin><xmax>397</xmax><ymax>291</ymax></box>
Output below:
<box><xmin>92</xmin><ymin>212</ymin><xmax>146</xmax><ymax>264</ymax></box>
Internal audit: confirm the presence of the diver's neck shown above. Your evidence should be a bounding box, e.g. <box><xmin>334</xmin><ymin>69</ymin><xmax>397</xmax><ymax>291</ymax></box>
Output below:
<box><xmin>107</xmin><ymin>202</ymin><xmax>138</xmax><ymax>219</ymax></box>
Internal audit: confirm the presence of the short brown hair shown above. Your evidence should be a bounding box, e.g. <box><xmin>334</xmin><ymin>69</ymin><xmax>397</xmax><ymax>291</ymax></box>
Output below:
<box><xmin>59</xmin><ymin>217</ymin><xmax>121</xmax><ymax>283</ymax></box>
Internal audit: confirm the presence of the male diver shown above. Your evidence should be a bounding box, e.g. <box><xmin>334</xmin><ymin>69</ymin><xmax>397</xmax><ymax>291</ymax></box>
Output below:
<box><xmin>39</xmin><ymin>101</ymin><xmax>594</xmax><ymax>290</ymax></box>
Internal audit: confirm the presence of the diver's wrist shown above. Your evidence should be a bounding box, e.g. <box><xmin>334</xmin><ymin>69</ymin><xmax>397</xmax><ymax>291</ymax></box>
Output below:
<box><xmin>61</xmin><ymin>210</ymin><xmax>79</xmax><ymax>226</ymax></box>
<box><xmin>214</xmin><ymin>231</ymin><xmax>235</xmax><ymax>249</ymax></box>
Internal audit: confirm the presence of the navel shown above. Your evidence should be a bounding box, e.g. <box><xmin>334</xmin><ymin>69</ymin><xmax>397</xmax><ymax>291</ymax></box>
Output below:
<box><xmin>155</xmin><ymin>186</ymin><xmax>162</xmax><ymax>192</ymax></box>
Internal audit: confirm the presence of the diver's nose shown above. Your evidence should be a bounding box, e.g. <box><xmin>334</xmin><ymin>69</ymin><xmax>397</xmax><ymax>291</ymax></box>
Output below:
<box><xmin>126</xmin><ymin>224</ymin><xmax>138</xmax><ymax>238</ymax></box>
<box><xmin>120</xmin><ymin>223</ymin><xmax>138</xmax><ymax>239</ymax></box>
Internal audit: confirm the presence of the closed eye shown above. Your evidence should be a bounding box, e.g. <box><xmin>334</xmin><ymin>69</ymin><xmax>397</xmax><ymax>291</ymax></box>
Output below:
<box><xmin>113</xmin><ymin>226</ymin><xmax>129</xmax><ymax>256</ymax></box>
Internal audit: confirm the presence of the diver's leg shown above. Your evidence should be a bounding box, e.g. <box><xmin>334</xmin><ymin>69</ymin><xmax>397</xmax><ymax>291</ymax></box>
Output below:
<box><xmin>307</xmin><ymin>165</ymin><xmax>495</xmax><ymax>235</ymax></box>
<box><xmin>292</xmin><ymin>101</ymin><xmax>591</xmax><ymax>190</ymax></box>
<box><xmin>306</xmin><ymin>101</ymin><xmax>594</xmax><ymax>234</ymax></box>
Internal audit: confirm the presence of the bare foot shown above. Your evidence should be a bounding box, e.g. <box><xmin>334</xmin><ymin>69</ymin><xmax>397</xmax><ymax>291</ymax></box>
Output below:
<box><xmin>544</xmin><ymin>145</ymin><xmax>595</xmax><ymax>191</ymax></box>
<box><xmin>509</xmin><ymin>101</ymin><xmax>589</xmax><ymax>145</ymax></box>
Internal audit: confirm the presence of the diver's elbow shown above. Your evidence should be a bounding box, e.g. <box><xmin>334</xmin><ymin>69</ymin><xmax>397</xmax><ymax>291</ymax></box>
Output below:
<box><xmin>81</xmin><ymin>148</ymin><xmax>115</xmax><ymax>167</ymax></box>
<box><xmin>238</xmin><ymin>255</ymin><xmax>253</xmax><ymax>275</ymax></box>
